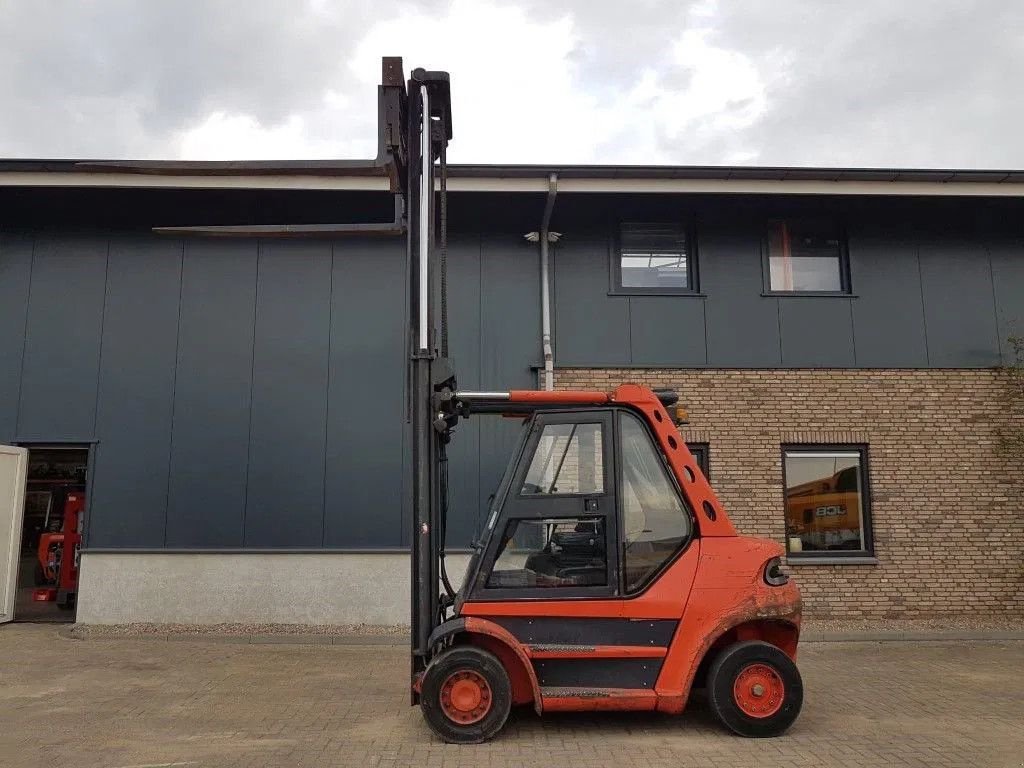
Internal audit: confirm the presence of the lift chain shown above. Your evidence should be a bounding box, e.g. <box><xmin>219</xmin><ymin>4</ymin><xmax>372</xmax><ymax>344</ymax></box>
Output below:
<box><xmin>437</xmin><ymin>108</ymin><xmax>449</xmax><ymax>359</ymax></box>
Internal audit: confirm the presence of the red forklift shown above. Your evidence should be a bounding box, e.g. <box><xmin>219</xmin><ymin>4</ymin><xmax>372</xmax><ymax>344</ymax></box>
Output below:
<box><xmin>392</xmin><ymin>60</ymin><xmax>802</xmax><ymax>744</ymax></box>
<box><xmin>32</xmin><ymin>490</ymin><xmax>83</xmax><ymax>611</ymax></box>
<box><xmin>150</xmin><ymin>58</ymin><xmax>802</xmax><ymax>743</ymax></box>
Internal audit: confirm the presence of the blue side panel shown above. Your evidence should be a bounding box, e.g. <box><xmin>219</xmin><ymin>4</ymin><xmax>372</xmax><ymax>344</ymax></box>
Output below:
<box><xmin>244</xmin><ymin>242</ymin><xmax>332</xmax><ymax>547</ymax></box>
<box><xmin>444</xmin><ymin>236</ymin><xmax>482</xmax><ymax>548</ymax></box>
<box><xmin>988</xmin><ymin>237</ymin><xmax>1024</xmax><ymax>360</ymax></box>
<box><xmin>919</xmin><ymin>238</ymin><xmax>1001</xmax><ymax>366</ymax></box>
<box><xmin>0</xmin><ymin>234</ymin><xmax>32</xmax><ymax>441</ymax></box>
<box><xmin>629</xmin><ymin>297</ymin><xmax>706</xmax><ymax>366</ymax></box>
<box><xmin>165</xmin><ymin>241</ymin><xmax>257</xmax><ymax>547</ymax></box>
<box><xmin>89</xmin><ymin>236</ymin><xmax>182</xmax><ymax>547</ymax></box>
<box><xmin>554</xmin><ymin>238</ymin><xmax>630</xmax><ymax>366</ymax></box>
<box><xmin>324</xmin><ymin>240</ymin><xmax>407</xmax><ymax>548</ymax></box>
<box><xmin>779</xmin><ymin>298</ymin><xmax>856</xmax><ymax>367</ymax></box>
<box><xmin>701</xmin><ymin>229</ymin><xmax>782</xmax><ymax>367</ymax></box>
<box><xmin>849</xmin><ymin>233</ymin><xmax>928</xmax><ymax>367</ymax></box>
<box><xmin>17</xmin><ymin>234</ymin><xmax>107</xmax><ymax>441</ymax></box>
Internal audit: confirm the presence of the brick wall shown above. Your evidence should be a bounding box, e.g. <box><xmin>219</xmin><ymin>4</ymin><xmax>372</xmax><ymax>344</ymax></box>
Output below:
<box><xmin>555</xmin><ymin>368</ymin><xmax>1024</xmax><ymax>619</ymax></box>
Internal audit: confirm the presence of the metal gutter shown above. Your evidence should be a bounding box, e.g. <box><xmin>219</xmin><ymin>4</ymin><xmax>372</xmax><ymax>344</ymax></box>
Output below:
<box><xmin>3</xmin><ymin>159</ymin><xmax>1024</xmax><ymax>195</ymax></box>
<box><xmin>539</xmin><ymin>173</ymin><xmax>558</xmax><ymax>391</ymax></box>
<box><xmin>2</xmin><ymin>158</ymin><xmax>1023</xmax><ymax>183</ymax></box>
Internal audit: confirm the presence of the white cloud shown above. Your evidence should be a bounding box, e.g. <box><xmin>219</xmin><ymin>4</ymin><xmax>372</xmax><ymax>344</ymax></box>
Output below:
<box><xmin>350</xmin><ymin>0</ymin><xmax>594</xmax><ymax>163</ymax></box>
<box><xmin>177</xmin><ymin>108</ymin><xmax>372</xmax><ymax>160</ymax></box>
<box><xmin>172</xmin><ymin>0</ymin><xmax>774</xmax><ymax>164</ymax></box>
<box><xmin>4</xmin><ymin>0</ymin><xmax>1023</xmax><ymax>167</ymax></box>
<box><xmin>593</xmin><ymin>22</ymin><xmax>775</xmax><ymax>164</ymax></box>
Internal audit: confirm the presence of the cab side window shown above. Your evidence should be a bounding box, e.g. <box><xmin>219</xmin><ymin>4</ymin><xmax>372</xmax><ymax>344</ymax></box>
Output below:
<box><xmin>487</xmin><ymin>517</ymin><xmax>607</xmax><ymax>589</ymax></box>
<box><xmin>620</xmin><ymin>412</ymin><xmax>692</xmax><ymax>592</ymax></box>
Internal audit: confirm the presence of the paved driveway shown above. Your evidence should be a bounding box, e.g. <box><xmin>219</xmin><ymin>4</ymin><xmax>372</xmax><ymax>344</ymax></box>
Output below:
<box><xmin>1</xmin><ymin>625</ymin><xmax>1022</xmax><ymax>768</ymax></box>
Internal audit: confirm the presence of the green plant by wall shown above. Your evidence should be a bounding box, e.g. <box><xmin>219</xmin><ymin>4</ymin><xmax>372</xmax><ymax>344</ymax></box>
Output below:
<box><xmin>1002</xmin><ymin>335</ymin><xmax>1024</xmax><ymax>457</ymax></box>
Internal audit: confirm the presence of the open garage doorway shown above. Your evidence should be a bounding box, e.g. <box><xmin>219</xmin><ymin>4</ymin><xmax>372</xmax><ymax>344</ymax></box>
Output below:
<box><xmin>10</xmin><ymin>445</ymin><xmax>89</xmax><ymax>623</ymax></box>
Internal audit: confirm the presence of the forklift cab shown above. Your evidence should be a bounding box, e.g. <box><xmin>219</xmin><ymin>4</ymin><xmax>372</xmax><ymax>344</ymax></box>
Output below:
<box><xmin>460</xmin><ymin>407</ymin><xmax>691</xmax><ymax>603</ymax></box>
<box><xmin>418</xmin><ymin>386</ymin><xmax>803</xmax><ymax>744</ymax></box>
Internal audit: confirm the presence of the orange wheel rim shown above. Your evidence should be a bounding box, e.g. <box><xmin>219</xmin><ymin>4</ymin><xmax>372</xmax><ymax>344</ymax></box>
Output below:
<box><xmin>733</xmin><ymin>663</ymin><xmax>785</xmax><ymax>718</ymax></box>
<box><xmin>439</xmin><ymin>670</ymin><xmax>492</xmax><ymax>725</ymax></box>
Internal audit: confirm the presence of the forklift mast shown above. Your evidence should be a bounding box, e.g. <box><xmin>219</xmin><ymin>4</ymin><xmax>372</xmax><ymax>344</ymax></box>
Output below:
<box><xmin>405</xmin><ymin>68</ymin><xmax>455</xmax><ymax>679</ymax></box>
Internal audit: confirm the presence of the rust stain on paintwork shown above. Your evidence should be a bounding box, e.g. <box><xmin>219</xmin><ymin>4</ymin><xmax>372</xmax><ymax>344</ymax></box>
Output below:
<box><xmin>541</xmin><ymin>687</ymin><xmax>659</xmax><ymax>712</ymax></box>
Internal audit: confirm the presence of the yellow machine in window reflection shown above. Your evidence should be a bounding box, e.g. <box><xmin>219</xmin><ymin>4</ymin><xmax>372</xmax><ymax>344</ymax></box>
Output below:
<box><xmin>785</xmin><ymin>466</ymin><xmax>862</xmax><ymax>551</ymax></box>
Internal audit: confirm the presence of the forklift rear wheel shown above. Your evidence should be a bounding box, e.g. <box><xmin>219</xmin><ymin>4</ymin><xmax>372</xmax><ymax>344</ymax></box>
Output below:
<box><xmin>420</xmin><ymin>646</ymin><xmax>512</xmax><ymax>744</ymax></box>
<box><xmin>706</xmin><ymin>640</ymin><xmax>802</xmax><ymax>737</ymax></box>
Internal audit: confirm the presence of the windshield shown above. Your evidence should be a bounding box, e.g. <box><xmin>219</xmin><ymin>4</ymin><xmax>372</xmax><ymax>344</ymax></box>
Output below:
<box><xmin>454</xmin><ymin>419</ymin><xmax>532</xmax><ymax>605</ymax></box>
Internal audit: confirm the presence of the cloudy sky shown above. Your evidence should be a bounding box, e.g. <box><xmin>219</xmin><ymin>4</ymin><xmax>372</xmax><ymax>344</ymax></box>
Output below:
<box><xmin>1</xmin><ymin>0</ymin><xmax>1022</xmax><ymax>167</ymax></box>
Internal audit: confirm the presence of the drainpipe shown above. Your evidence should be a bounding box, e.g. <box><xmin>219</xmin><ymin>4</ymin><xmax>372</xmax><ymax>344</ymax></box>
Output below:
<box><xmin>539</xmin><ymin>173</ymin><xmax>558</xmax><ymax>390</ymax></box>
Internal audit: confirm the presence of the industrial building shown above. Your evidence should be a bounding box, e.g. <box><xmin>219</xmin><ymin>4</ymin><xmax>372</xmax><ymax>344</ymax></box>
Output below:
<box><xmin>0</xmin><ymin>160</ymin><xmax>1021</xmax><ymax>625</ymax></box>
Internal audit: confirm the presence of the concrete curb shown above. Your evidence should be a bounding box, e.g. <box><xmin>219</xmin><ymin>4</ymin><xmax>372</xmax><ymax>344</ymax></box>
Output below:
<box><xmin>63</xmin><ymin>626</ymin><xmax>1024</xmax><ymax>646</ymax></box>
<box><xmin>63</xmin><ymin>627</ymin><xmax>406</xmax><ymax>645</ymax></box>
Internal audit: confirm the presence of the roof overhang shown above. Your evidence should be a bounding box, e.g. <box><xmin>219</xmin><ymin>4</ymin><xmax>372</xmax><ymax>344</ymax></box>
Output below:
<box><xmin>3</xmin><ymin>160</ymin><xmax>1024</xmax><ymax>197</ymax></box>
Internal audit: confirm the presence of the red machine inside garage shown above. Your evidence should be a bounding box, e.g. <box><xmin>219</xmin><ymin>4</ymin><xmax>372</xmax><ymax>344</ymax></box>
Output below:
<box><xmin>33</xmin><ymin>491</ymin><xmax>83</xmax><ymax>610</ymax></box>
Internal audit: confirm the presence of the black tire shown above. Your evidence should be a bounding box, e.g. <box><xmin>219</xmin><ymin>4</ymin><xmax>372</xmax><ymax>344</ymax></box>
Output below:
<box><xmin>33</xmin><ymin>562</ymin><xmax>49</xmax><ymax>586</ymax></box>
<box><xmin>56</xmin><ymin>591</ymin><xmax>76</xmax><ymax>611</ymax></box>
<box><xmin>420</xmin><ymin>645</ymin><xmax>512</xmax><ymax>744</ymax></box>
<box><xmin>706</xmin><ymin>640</ymin><xmax>803</xmax><ymax>737</ymax></box>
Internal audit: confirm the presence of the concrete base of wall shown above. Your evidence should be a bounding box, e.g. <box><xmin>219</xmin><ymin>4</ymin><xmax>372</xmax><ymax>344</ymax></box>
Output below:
<box><xmin>77</xmin><ymin>552</ymin><xmax>472</xmax><ymax>625</ymax></box>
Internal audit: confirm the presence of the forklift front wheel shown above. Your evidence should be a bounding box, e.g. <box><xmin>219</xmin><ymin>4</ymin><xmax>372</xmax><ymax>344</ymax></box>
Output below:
<box><xmin>420</xmin><ymin>645</ymin><xmax>512</xmax><ymax>744</ymax></box>
<box><xmin>707</xmin><ymin>640</ymin><xmax>803</xmax><ymax>737</ymax></box>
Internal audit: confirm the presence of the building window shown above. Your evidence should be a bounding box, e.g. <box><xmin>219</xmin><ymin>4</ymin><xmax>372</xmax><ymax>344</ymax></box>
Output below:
<box><xmin>764</xmin><ymin>221</ymin><xmax>849</xmax><ymax>293</ymax></box>
<box><xmin>782</xmin><ymin>446</ymin><xmax>872</xmax><ymax>558</ymax></box>
<box><xmin>613</xmin><ymin>222</ymin><xmax>697</xmax><ymax>294</ymax></box>
<box><xmin>686</xmin><ymin>443</ymin><xmax>710</xmax><ymax>479</ymax></box>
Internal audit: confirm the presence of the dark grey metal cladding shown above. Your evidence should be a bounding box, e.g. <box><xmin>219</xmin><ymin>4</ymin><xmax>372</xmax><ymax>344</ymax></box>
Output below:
<box><xmin>919</xmin><ymin>236</ymin><xmax>1001</xmax><ymax>366</ymax></box>
<box><xmin>548</xmin><ymin>196</ymin><xmax>1019</xmax><ymax>369</ymax></box>
<box><xmin>323</xmin><ymin>239</ymin><xmax>407</xmax><ymax>548</ymax></box>
<box><xmin>2</xmin><ymin>191</ymin><xmax>1023</xmax><ymax>554</ymax></box>
<box><xmin>779</xmin><ymin>297</ymin><xmax>856</xmax><ymax>367</ymax></box>
<box><xmin>165</xmin><ymin>241</ymin><xmax>257</xmax><ymax>547</ymax></box>
<box><xmin>553</xmin><ymin>237</ymin><xmax>630</xmax><ymax>365</ymax></box>
<box><xmin>701</xmin><ymin>227</ymin><xmax>782</xmax><ymax>367</ymax></box>
<box><xmin>443</xmin><ymin>235</ymin><xmax>483</xmax><ymax>547</ymax></box>
<box><xmin>244</xmin><ymin>241</ymin><xmax>332</xmax><ymax>547</ymax></box>
<box><xmin>489</xmin><ymin>616</ymin><xmax>678</xmax><ymax>646</ymax></box>
<box><xmin>987</xmin><ymin>236</ymin><xmax>1024</xmax><ymax>359</ymax></box>
<box><xmin>848</xmin><ymin>230</ymin><xmax>928</xmax><ymax>367</ymax></box>
<box><xmin>89</xmin><ymin>236</ymin><xmax>182</xmax><ymax>547</ymax></box>
<box><xmin>477</xmin><ymin>234</ymin><xmax>543</xmax><ymax>538</ymax></box>
<box><xmin>0</xmin><ymin>234</ymin><xmax>33</xmax><ymax>441</ymax></box>
<box><xmin>532</xmin><ymin>657</ymin><xmax>662</xmax><ymax>688</ymax></box>
<box><xmin>629</xmin><ymin>297</ymin><xmax>707</xmax><ymax>366</ymax></box>
<box><xmin>17</xmin><ymin>234</ymin><xmax>107</xmax><ymax>441</ymax></box>
<box><xmin>436</xmin><ymin>232</ymin><xmax>542</xmax><ymax>546</ymax></box>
